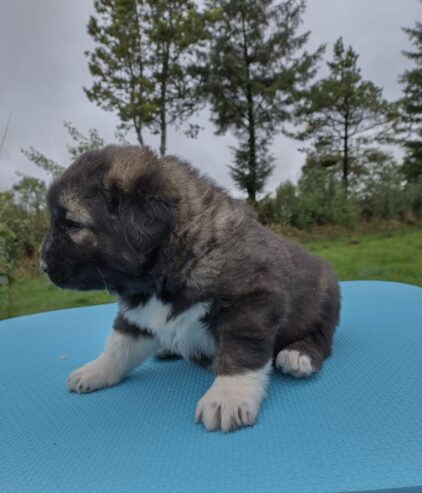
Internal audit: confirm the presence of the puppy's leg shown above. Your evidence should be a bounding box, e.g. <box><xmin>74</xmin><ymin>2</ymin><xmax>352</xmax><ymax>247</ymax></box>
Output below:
<box><xmin>196</xmin><ymin>302</ymin><xmax>275</xmax><ymax>432</ymax></box>
<box><xmin>276</xmin><ymin>289</ymin><xmax>339</xmax><ymax>378</ymax></box>
<box><xmin>68</xmin><ymin>320</ymin><xmax>159</xmax><ymax>393</ymax></box>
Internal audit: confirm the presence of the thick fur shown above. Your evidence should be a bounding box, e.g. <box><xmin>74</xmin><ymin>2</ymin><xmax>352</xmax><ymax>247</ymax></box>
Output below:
<box><xmin>41</xmin><ymin>145</ymin><xmax>340</xmax><ymax>432</ymax></box>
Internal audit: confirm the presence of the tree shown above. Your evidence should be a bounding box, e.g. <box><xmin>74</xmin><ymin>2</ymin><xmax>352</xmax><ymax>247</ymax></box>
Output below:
<box><xmin>13</xmin><ymin>175</ymin><xmax>47</xmax><ymax>215</ymax></box>
<box><xmin>398</xmin><ymin>16</ymin><xmax>422</xmax><ymax>183</ymax></box>
<box><xmin>22</xmin><ymin>121</ymin><xmax>105</xmax><ymax>178</ymax></box>
<box><xmin>201</xmin><ymin>0</ymin><xmax>323</xmax><ymax>203</ymax></box>
<box><xmin>294</xmin><ymin>38</ymin><xmax>395</xmax><ymax>193</ymax></box>
<box><xmin>85</xmin><ymin>0</ymin><xmax>205</xmax><ymax>155</ymax></box>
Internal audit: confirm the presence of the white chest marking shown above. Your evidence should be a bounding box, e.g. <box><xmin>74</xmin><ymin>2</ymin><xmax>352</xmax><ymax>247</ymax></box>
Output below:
<box><xmin>121</xmin><ymin>296</ymin><xmax>215</xmax><ymax>360</ymax></box>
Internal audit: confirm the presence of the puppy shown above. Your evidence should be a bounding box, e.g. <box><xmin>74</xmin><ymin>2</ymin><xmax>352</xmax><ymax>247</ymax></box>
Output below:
<box><xmin>40</xmin><ymin>145</ymin><xmax>340</xmax><ymax>432</ymax></box>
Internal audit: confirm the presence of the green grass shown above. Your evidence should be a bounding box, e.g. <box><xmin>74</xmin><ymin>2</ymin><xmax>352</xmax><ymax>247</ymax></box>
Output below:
<box><xmin>303</xmin><ymin>228</ymin><xmax>422</xmax><ymax>285</ymax></box>
<box><xmin>1</xmin><ymin>275</ymin><xmax>114</xmax><ymax>320</ymax></box>
<box><xmin>1</xmin><ymin>227</ymin><xmax>420</xmax><ymax>320</ymax></box>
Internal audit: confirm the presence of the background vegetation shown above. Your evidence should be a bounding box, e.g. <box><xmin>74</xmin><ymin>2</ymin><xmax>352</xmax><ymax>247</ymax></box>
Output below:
<box><xmin>1</xmin><ymin>0</ymin><xmax>421</xmax><ymax>319</ymax></box>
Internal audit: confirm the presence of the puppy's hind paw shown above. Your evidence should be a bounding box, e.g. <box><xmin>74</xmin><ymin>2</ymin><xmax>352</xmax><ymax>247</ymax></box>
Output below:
<box><xmin>275</xmin><ymin>349</ymin><xmax>315</xmax><ymax>378</ymax></box>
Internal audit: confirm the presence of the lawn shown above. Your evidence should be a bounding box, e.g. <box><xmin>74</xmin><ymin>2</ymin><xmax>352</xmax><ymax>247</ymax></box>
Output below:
<box><xmin>303</xmin><ymin>227</ymin><xmax>422</xmax><ymax>285</ymax></box>
<box><xmin>1</xmin><ymin>274</ymin><xmax>114</xmax><ymax>320</ymax></box>
<box><xmin>1</xmin><ymin>227</ymin><xmax>421</xmax><ymax>320</ymax></box>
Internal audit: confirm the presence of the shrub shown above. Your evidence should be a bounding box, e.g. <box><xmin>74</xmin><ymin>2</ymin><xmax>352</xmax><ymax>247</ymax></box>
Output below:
<box><xmin>256</xmin><ymin>159</ymin><xmax>421</xmax><ymax>229</ymax></box>
<box><xmin>0</xmin><ymin>177</ymin><xmax>49</xmax><ymax>310</ymax></box>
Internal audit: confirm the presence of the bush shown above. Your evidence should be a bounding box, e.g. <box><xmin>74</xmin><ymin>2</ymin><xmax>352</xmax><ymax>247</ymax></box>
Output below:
<box><xmin>258</xmin><ymin>168</ymin><xmax>360</xmax><ymax>229</ymax></box>
<box><xmin>256</xmin><ymin>160</ymin><xmax>422</xmax><ymax>229</ymax></box>
<box><xmin>0</xmin><ymin>178</ymin><xmax>49</xmax><ymax>310</ymax></box>
<box><xmin>403</xmin><ymin>177</ymin><xmax>422</xmax><ymax>218</ymax></box>
<box><xmin>0</xmin><ymin>192</ymin><xmax>23</xmax><ymax>307</ymax></box>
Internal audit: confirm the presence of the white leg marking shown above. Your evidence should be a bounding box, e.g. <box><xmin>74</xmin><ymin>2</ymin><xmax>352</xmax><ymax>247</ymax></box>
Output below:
<box><xmin>275</xmin><ymin>349</ymin><xmax>315</xmax><ymax>378</ymax></box>
<box><xmin>67</xmin><ymin>331</ymin><xmax>159</xmax><ymax>393</ymax></box>
<box><xmin>195</xmin><ymin>362</ymin><xmax>271</xmax><ymax>432</ymax></box>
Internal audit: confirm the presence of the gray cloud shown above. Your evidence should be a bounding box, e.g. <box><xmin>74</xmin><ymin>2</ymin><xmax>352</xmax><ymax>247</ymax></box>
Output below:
<box><xmin>0</xmin><ymin>0</ymin><xmax>419</xmax><ymax>194</ymax></box>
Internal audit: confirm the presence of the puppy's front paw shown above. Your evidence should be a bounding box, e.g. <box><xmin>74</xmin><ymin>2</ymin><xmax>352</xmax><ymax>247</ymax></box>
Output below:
<box><xmin>195</xmin><ymin>370</ymin><xmax>268</xmax><ymax>432</ymax></box>
<box><xmin>67</xmin><ymin>357</ymin><xmax>122</xmax><ymax>393</ymax></box>
<box><xmin>196</xmin><ymin>392</ymin><xmax>257</xmax><ymax>432</ymax></box>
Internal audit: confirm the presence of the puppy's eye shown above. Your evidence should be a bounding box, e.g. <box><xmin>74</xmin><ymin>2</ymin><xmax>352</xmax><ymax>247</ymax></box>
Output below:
<box><xmin>64</xmin><ymin>218</ymin><xmax>83</xmax><ymax>230</ymax></box>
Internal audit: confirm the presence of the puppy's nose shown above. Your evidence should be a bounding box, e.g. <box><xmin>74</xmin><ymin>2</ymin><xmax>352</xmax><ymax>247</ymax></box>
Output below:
<box><xmin>40</xmin><ymin>259</ymin><xmax>48</xmax><ymax>273</ymax></box>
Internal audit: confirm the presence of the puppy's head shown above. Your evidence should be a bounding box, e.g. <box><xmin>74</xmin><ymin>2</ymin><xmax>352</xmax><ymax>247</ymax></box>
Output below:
<box><xmin>40</xmin><ymin>145</ymin><xmax>177</xmax><ymax>294</ymax></box>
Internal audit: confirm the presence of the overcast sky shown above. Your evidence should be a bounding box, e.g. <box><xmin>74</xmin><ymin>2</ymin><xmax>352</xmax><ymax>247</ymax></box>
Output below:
<box><xmin>0</xmin><ymin>0</ymin><xmax>420</xmax><ymax>194</ymax></box>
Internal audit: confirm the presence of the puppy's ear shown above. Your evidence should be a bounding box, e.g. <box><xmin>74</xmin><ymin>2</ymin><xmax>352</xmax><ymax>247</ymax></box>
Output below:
<box><xmin>103</xmin><ymin>145</ymin><xmax>166</xmax><ymax>196</ymax></box>
<box><xmin>103</xmin><ymin>145</ymin><xmax>177</xmax><ymax>252</ymax></box>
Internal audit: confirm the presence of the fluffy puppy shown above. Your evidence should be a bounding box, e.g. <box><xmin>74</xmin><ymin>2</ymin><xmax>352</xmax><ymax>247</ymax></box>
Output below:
<box><xmin>40</xmin><ymin>145</ymin><xmax>340</xmax><ymax>432</ymax></box>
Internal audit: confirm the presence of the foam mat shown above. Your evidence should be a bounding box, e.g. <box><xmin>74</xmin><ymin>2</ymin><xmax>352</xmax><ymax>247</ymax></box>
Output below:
<box><xmin>1</xmin><ymin>281</ymin><xmax>421</xmax><ymax>493</ymax></box>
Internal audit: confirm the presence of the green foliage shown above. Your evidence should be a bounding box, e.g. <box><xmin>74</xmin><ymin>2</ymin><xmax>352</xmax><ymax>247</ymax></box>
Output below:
<box><xmin>85</xmin><ymin>0</ymin><xmax>205</xmax><ymax>155</ymax></box>
<box><xmin>256</xmin><ymin>182</ymin><xmax>299</xmax><ymax>226</ymax></box>
<box><xmin>64</xmin><ymin>121</ymin><xmax>105</xmax><ymax>160</ymax></box>
<box><xmin>22</xmin><ymin>121</ymin><xmax>105</xmax><ymax>178</ymax></box>
<box><xmin>1</xmin><ymin>176</ymin><xmax>48</xmax><ymax>255</ymax></box>
<box><xmin>293</xmin><ymin>38</ymin><xmax>395</xmax><ymax>191</ymax></box>
<box><xmin>398</xmin><ymin>19</ymin><xmax>422</xmax><ymax>183</ymax></box>
<box><xmin>21</xmin><ymin>147</ymin><xmax>64</xmax><ymax>178</ymax></box>
<box><xmin>0</xmin><ymin>192</ymin><xmax>20</xmax><ymax>302</ymax></box>
<box><xmin>359</xmin><ymin>156</ymin><xmax>407</xmax><ymax>219</ymax></box>
<box><xmin>257</xmin><ymin>155</ymin><xmax>421</xmax><ymax>229</ymax></box>
<box><xmin>13</xmin><ymin>174</ymin><xmax>47</xmax><ymax>214</ymax></box>
<box><xmin>404</xmin><ymin>177</ymin><xmax>422</xmax><ymax>216</ymax></box>
<box><xmin>0</xmin><ymin>183</ymin><xmax>49</xmax><ymax>312</ymax></box>
<box><xmin>297</xmin><ymin>167</ymin><xmax>359</xmax><ymax>227</ymax></box>
<box><xmin>229</xmin><ymin>140</ymin><xmax>274</xmax><ymax>204</ymax></box>
<box><xmin>201</xmin><ymin>0</ymin><xmax>323</xmax><ymax>202</ymax></box>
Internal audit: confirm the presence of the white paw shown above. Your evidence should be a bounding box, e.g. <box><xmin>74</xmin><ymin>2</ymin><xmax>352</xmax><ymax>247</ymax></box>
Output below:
<box><xmin>275</xmin><ymin>349</ymin><xmax>315</xmax><ymax>378</ymax></box>
<box><xmin>195</xmin><ymin>367</ymin><xmax>269</xmax><ymax>432</ymax></box>
<box><xmin>196</xmin><ymin>390</ymin><xmax>258</xmax><ymax>432</ymax></box>
<box><xmin>67</xmin><ymin>357</ymin><xmax>123</xmax><ymax>393</ymax></box>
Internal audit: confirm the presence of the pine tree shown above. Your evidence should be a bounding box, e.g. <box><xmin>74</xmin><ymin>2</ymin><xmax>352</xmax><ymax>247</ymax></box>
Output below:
<box><xmin>294</xmin><ymin>38</ymin><xmax>394</xmax><ymax>193</ymax></box>
<box><xmin>399</xmin><ymin>16</ymin><xmax>422</xmax><ymax>182</ymax></box>
<box><xmin>201</xmin><ymin>0</ymin><xmax>322</xmax><ymax>203</ymax></box>
<box><xmin>85</xmin><ymin>0</ymin><xmax>205</xmax><ymax>155</ymax></box>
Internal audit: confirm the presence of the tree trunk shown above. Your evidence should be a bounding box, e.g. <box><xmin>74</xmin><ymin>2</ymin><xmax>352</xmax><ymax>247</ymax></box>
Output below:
<box><xmin>135</xmin><ymin>123</ymin><xmax>144</xmax><ymax>146</ymax></box>
<box><xmin>242</xmin><ymin>15</ymin><xmax>257</xmax><ymax>204</ymax></box>
<box><xmin>343</xmin><ymin>102</ymin><xmax>349</xmax><ymax>193</ymax></box>
<box><xmin>159</xmin><ymin>107</ymin><xmax>166</xmax><ymax>156</ymax></box>
<box><xmin>159</xmin><ymin>43</ymin><xmax>169</xmax><ymax>156</ymax></box>
<box><xmin>246</xmin><ymin>86</ymin><xmax>257</xmax><ymax>204</ymax></box>
<box><xmin>134</xmin><ymin>2</ymin><xmax>145</xmax><ymax>148</ymax></box>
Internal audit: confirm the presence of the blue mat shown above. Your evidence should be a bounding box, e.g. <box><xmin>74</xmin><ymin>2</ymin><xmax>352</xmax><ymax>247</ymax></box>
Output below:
<box><xmin>1</xmin><ymin>281</ymin><xmax>422</xmax><ymax>493</ymax></box>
